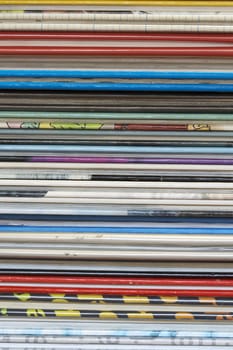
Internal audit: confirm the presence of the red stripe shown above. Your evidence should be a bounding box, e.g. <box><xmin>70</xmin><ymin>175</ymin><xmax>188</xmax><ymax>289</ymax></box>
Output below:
<box><xmin>1</xmin><ymin>32</ymin><xmax>233</xmax><ymax>43</ymax></box>
<box><xmin>0</xmin><ymin>285</ymin><xmax>232</xmax><ymax>297</ymax></box>
<box><xmin>0</xmin><ymin>275</ymin><xmax>233</xmax><ymax>286</ymax></box>
<box><xmin>114</xmin><ymin>124</ymin><xmax>187</xmax><ymax>131</ymax></box>
<box><xmin>0</xmin><ymin>46</ymin><xmax>232</xmax><ymax>56</ymax></box>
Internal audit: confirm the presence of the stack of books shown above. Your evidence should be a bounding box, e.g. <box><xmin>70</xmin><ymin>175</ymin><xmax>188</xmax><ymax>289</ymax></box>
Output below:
<box><xmin>0</xmin><ymin>0</ymin><xmax>233</xmax><ymax>349</ymax></box>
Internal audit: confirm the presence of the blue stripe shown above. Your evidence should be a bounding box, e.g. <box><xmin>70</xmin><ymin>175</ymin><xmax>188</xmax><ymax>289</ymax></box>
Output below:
<box><xmin>1</xmin><ymin>81</ymin><xmax>233</xmax><ymax>92</ymax></box>
<box><xmin>0</xmin><ymin>225</ymin><xmax>232</xmax><ymax>234</ymax></box>
<box><xmin>0</xmin><ymin>69</ymin><xmax>233</xmax><ymax>79</ymax></box>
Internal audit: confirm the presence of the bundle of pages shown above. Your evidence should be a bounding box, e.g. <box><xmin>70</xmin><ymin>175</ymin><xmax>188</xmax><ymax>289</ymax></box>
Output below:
<box><xmin>0</xmin><ymin>1</ymin><xmax>233</xmax><ymax>349</ymax></box>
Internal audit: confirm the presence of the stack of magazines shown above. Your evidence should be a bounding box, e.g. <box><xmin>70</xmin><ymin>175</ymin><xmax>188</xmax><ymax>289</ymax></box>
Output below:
<box><xmin>0</xmin><ymin>0</ymin><xmax>233</xmax><ymax>349</ymax></box>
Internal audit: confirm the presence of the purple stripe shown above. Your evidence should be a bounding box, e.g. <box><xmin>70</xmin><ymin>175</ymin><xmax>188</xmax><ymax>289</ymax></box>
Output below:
<box><xmin>31</xmin><ymin>156</ymin><xmax>233</xmax><ymax>165</ymax></box>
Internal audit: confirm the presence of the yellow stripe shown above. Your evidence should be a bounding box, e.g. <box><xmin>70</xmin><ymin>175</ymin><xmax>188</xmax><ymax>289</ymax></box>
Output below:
<box><xmin>0</xmin><ymin>308</ymin><xmax>8</xmax><ymax>316</ymax></box>
<box><xmin>39</xmin><ymin>122</ymin><xmax>103</xmax><ymax>130</ymax></box>
<box><xmin>49</xmin><ymin>293</ymin><xmax>67</xmax><ymax>298</ymax></box>
<box><xmin>175</xmin><ymin>312</ymin><xmax>194</xmax><ymax>320</ymax></box>
<box><xmin>13</xmin><ymin>293</ymin><xmax>31</xmax><ymax>302</ymax></box>
<box><xmin>99</xmin><ymin>311</ymin><xmax>118</xmax><ymax>319</ymax></box>
<box><xmin>49</xmin><ymin>293</ymin><xmax>68</xmax><ymax>304</ymax></box>
<box><xmin>127</xmin><ymin>311</ymin><xmax>154</xmax><ymax>319</ymax></box>
<box><xmin>1</xmin><ymin>0</ymin><xmax>233</xmax><ymax>5</ymax></box>
<box><xmin>187</xmin><ymin>123</ymin><xmax>210</xmax><ymax>131</ymax></box>
<box><xmin>77</xmin><ymin>294</ymin><xmax>104</xmax><ymax>301</ymax></box>
<box><xmin>160</xmin><ymin>295</ymin><xmax>178</xmax><ymax>304</ymax></box>
<box><xmin>198</xmin><ymin>297</ymin><xmax>217</xmax><ymax>305</ymax></box>
<box><xmin>26</xmin><ymin>309</ymin><xmax>46</xmax><ymax>317</ymax></box>
<box><xmin>54</xmin><ymin>309</ymin><xmax>81</xmax><ymax>317</ymax></box>
<box><xmin>38</xmin><ymin>122</ymin><xmax>51</xmax><ymax>129</ymax></box>
<box><xmin>123</xmin><ymin>296</ymin><xmax>149</xmax><ymax>304</ymax></box>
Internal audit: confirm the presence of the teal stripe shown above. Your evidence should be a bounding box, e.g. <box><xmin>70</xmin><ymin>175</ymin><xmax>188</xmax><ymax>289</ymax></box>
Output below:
<box><xmin>0</xmin><ymin>112</ymin><xmax>233</xmax><ymax>120</ymax></box>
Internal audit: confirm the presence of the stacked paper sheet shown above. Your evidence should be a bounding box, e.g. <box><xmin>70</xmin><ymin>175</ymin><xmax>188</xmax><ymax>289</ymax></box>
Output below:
<box><xmin>0</xmin><ymin>0</ymin><xmax>233</xmax><ymax>349</ymax></box>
